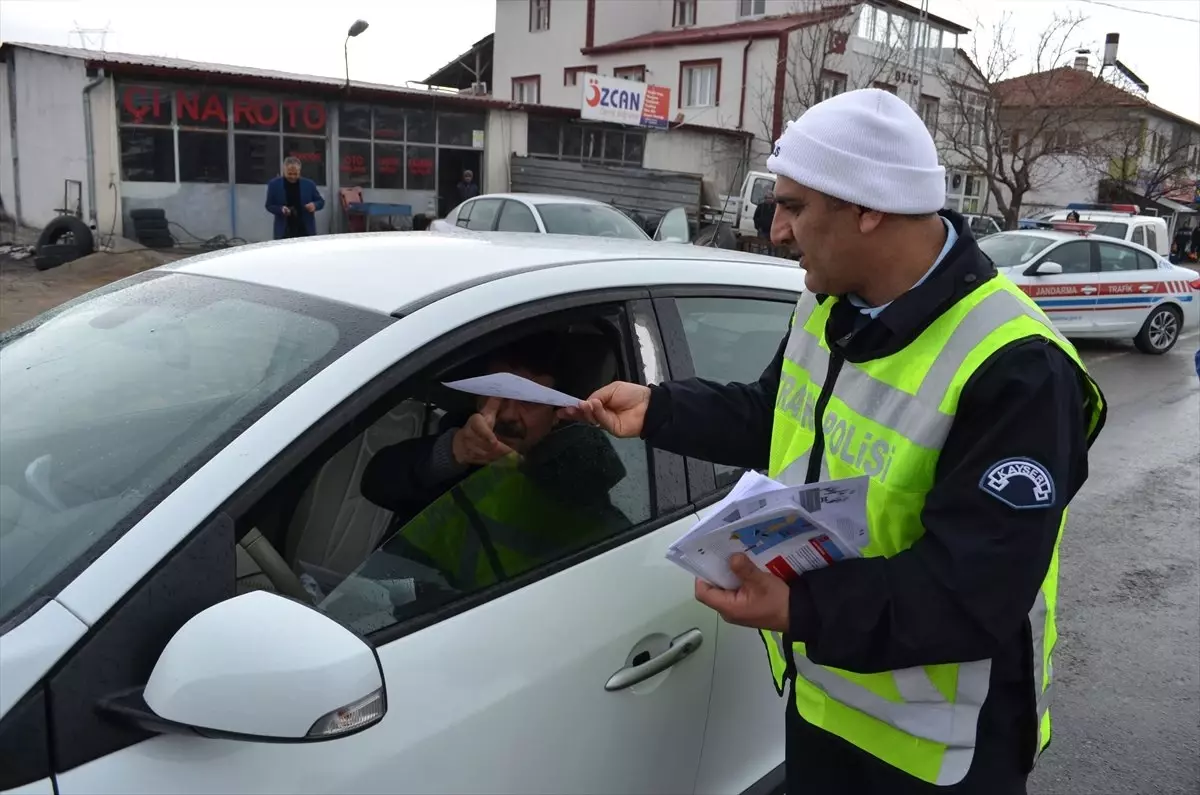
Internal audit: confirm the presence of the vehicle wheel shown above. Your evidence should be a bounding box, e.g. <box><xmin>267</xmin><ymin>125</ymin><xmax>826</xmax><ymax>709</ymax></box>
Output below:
<box><xmin>34</xmin><ymin>243</ymin><xmax>83</xmax><ymax>271</ymax></box>
<box><xmin>36</xmin><ymin>215</ymin><xmax>95</xmax><ymax>257</ymax></box>
<box><xmin>1134</xmin><ymin>305</ymin><xmax>1182</xmax><ymax>354</ymax></box>
<box><xmin>129</xmin><ymin>207</ymin><xmax>167</xmax><ymax>222</ymax></box>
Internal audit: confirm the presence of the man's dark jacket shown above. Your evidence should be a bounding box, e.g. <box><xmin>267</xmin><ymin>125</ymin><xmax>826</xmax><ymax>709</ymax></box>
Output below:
<box><xmin>640</xmin><ymin>210</ymin><xmax>1104</xmax><ymax>794</ymax></box>
<box><xmin>265</xmin><ymin>177</ymin><xmax>324</xmax><ymax>239</ymax></box>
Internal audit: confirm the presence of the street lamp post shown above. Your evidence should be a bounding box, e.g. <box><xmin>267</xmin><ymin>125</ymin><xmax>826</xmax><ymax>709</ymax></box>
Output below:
<box><xmin>344</xmin><ymin>19</ymin><xmax>370</xmax><ymax>89</ymax></box>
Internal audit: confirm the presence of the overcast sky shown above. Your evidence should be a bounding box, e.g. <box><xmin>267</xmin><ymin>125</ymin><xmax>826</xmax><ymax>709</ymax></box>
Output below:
<box><xmin>1</xmin><ymin>0</ymin><xmax>1196</xmax><ymax>121</ymax></box>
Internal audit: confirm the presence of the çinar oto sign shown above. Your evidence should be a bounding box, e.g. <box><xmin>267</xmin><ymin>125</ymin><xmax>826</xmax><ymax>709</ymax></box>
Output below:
<box><xmin>581</xmin><ymin>74</ymin><xmax>671</xmax><ymax>130</ymax></box>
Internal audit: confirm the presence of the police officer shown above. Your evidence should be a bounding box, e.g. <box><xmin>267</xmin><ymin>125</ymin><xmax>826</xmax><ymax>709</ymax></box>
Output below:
<box><xmin>562</xmin><ymin>89</ymin><xmax>1106</xmax><ymax>794</ymax></box>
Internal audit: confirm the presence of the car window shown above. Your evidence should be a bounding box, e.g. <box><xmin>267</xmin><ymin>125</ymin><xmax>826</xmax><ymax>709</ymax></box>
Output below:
<box><xmin>455</xmin><ymin>200</ymin><xmax>474</xmax><ymax>228</ymax></box>
<box><xmin>1089</xmin><ymin>221</ymin><xmax>1128</xmax><ymax>239</ymax></box>
<box><xmin>749</xmin><ymin>177</ymin><xmax>774</xmax><ymax>205</ymax></box>
<box><xmin>465</xmin><ymin>198</ymin><xmax>502</xmax><ymax>231</ymax></box>
<box><xmin>242</xmin><ymin>317</ymin><xmax>655</xmax><ymax>638</ymax></box>
<box><xmin>1042</xmin><ymin>241</ymin><xmax>1092</xmax><ymax>274</ymax></box>
<box><xmin>675</xmin><ymin>296</ymin><xmax>795</xmax><ymax>488</ymax></box>
<box><xmin>1146</xmin><ymin>228</ymin><xmax>1158</xmax><ymax>251</ymax></box>
<box><xmin>0</xmin><ymin>273</ymin><xmax>388</xmax><ymax>627</ymax></box>
<box><xmin>1131</xmin><ymin>226</ymin><xmax>1145</xmax><ymax>246</ymax></box>
<box><xmin>496</xmin><ymin>200</ymin><xmax>540</xmax><ymax>233</ymax></box>
<box><xmin>1135</xmin><ymin>251</ymin><xmax>1158</xmax><ymax>271</ymax></box>
<box><xmin>1097</xmin><ymin>241</ymin><xmax>1142</xmax><ymax>272</ymax></box>
<box><xmin>977</xmin><ymin>234</ymin><xmax>1056</xmax><ymax>267</ymax></box>
<box><xmin>537</xmin><ymin>203</ymin><xmax>649</xmax><ymax>240</ymax></box>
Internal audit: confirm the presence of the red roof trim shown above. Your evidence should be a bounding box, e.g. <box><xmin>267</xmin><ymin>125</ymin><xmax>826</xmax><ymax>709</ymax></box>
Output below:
<box><xmin>581</xmin><ymin>5</ymin><xmax>852</xmax><ymax>56</ymax></box>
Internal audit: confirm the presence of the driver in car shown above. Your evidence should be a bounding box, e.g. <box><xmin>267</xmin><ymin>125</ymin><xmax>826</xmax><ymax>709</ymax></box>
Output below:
<box><xmin>358</xmin><ymin>332</ymin><xmax>631</xmax><ymax>592</ymax></box>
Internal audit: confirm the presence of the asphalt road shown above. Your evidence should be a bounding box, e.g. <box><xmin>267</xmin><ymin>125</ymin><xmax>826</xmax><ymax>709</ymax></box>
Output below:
<box><xmin>1029</xmin><ymin>330</ymin><xmax>1200</xmax><ymax>795</ymax></box>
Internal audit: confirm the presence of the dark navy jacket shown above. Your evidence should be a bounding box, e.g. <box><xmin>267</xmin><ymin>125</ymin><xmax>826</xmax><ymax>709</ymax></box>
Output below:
<box><xmin>265</xmin><ymin>177</ymin><xmax>324</xmax><ymax>239</ymax></box>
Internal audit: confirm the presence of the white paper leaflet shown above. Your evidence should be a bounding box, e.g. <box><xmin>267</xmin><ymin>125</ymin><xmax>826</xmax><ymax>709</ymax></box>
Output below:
<box><xmin>442</xmin><ymin>372</ymin><xmax>580</xmax><ymax>408</ymax></box>
<box><xmin>667</xmin><ymin>471</ymin><xmax>870</xmax><ymax>589</ymax></box>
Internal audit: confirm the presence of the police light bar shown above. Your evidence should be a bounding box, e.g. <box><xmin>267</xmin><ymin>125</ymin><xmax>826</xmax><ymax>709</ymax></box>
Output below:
<box><xmin>1050</xmin><ymin>221</ymin><xmax>1096</xmax><ymax>235</ymax></box>
<box><xmin>1065</xmin><ymin>202</ymin><xmax>1138</xmax><ymax>215</ymax></box>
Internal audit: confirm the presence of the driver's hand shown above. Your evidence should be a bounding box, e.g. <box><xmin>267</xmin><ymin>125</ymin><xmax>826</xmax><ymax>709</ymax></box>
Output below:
<box><xmin>451</xmin><ymin>398</ymin><xmax>514</xmax><ymax>466</ymax></box>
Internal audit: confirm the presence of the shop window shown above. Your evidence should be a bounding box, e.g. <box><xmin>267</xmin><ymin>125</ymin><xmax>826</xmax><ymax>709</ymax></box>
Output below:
<box><xmin>624</xmin><ymin>133</ymin><xmax>645</xmax><ymax>165</ymax></box>
<box><xmin>375</xmin><ymin>107</ymin><xmax>405</xmax><ymax>141</ymax></box>
<box><xmin>281</xmin><ymin>99</ymin><xmax>327</xmax><ymax>135</ymax></box>
<box><xmin>232</xmin><ymin>95</ymin><xmax>282</xmax><ymax>132</ymax></box>
<box><xmin>407</xmin><ymin>145</ymin><xmax>436</xmax><ymax>190</ymax></box>
<box><xmin>407</xmin><ymin>108</ymin><xmax>436</xmax><ymax>143</ymax></box>
<box><xmin>374</xmin><ymin>143</ymin><xmax>405</xmax><ymax>189</ymax></box>
<box><xmin>118</xmin><ymin>85</ymin><xmax>173</xmax><ymax>126</ymax></box>
<box><xmin>178</xmin><ymin>131</ymin><xmax>229</xmax><ymax>183</ymax></box>
<box><xmin>283</xmin><ymin>137</ymin><xmax>327</xmax><ymax>185</ymax></box>
<box><xmin>528</xmin><ymin>118</ymin><xmax>562</xmax><ymax>157</ymax></box>
<box><xmin>175</xmin><ymin>89</ymin><xmax>228</xmax><ymax>130</ymax></box>
<box><xmin>340</xmin><ymin>104</ymin><xmax>373</xmax><ymax>139</ymax></box>
<box><xmin>439</xmin><ymin>111</ymin><xmax>486</xmax><ymax>148</ymax></box>
<box><xmin>603</xmin><ymin>131</ymin><xmax>624</xmax><ymax>162</ymax></box>
<box><xmin>120</xmin><ymin>128</ymin><xmax>175</xmax><ymax>182</ymax></box>
<box><xmin>339</xmin><ymin>140</ymin><xmax>372</xmax><ymax>188</ymax></box>
<box><xmin>234</xmin><ymin>134</ymin><xmax>282</xmax><ymax>184</ymax></box>
<box><xmin>562</xmin><ymin>125</ymin><xmax>584</xmax><ymax>159</ymax></box>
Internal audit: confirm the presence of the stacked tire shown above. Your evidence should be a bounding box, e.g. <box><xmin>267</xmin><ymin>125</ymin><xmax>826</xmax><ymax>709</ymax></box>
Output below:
<box><xmin>130</xmin><ymin>208</ymin><xmax>174</xmax><ymax>249</ymax></box>
<box><xmin>34</xmin><ymin>215</ymin><xmax>95</xmax><ymax>271</ymax></box>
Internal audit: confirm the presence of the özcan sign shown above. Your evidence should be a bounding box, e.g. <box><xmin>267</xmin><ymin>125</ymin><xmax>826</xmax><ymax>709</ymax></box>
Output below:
<box><xmin>580</xmin><ymin>74</ymin><xmax>670</xmax><ymax>130</ymax></box>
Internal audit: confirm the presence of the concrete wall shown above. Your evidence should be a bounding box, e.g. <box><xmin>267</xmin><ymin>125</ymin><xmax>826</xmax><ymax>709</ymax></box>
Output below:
<box><xmin>643</xmin><ymin>126</ymin><xmax>746</xmax><ymax>191</ymax></box>
<box><xmin>6</xmin><ymin>49</ymin><xmax>91</xmax><ymax>229</ymax></box>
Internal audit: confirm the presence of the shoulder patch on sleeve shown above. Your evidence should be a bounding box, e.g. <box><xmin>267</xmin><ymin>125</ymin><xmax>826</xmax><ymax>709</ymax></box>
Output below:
<box><xmin>979</xmin><ymin>457</ymin><xmax>1056</xmax><ymax>510</ymax></box>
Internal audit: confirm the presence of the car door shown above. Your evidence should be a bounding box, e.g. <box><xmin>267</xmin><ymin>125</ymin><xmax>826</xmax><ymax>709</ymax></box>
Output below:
<box><xmin>50</xmin><ymin>292</ymin><xmax>717</xmax><ymax>795</ymax></box>
<box><xmin>1021</xmin><ymin>239</ymin><xmax>1098</xmax><ymax>334</ymax></box>
<box><xmin>651</xmin><ymin>287</ymin><xmax>799</xmax><ymax>795</ymax></box>
<box><xmin>1092</xmin><ymin>239</ymin><xmax>1164</xmax><ymax>333</ymax></box>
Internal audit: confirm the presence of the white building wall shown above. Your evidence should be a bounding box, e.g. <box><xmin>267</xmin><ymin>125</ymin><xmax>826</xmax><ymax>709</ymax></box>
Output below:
<box><xmin>593</xmin><ymin>0</ymin><xmax>670</xmax><ymax>48</ymax></box>
<box><xmin>495</xmin><ymin>0</ymin><xmax>590</xmax><ymax>104</ymax></box>
<box><xmin>643</xmin><ymin>125</ymin><xmax>746</xmax><ymax>189</ymax></box>
<box><xmin>9</xmin><ymin>49</ymin><xmax>91</xmax><ymax>229</ymax></box>
<box><xmin>87</xmin><ymin>76</ymin><xmax>122</xmax><ymax>238</ymax></box>
<box><xmin>0</xmin><ymin>59</ymin><xmax>14</xmax><ymax>219</ymax></box>
<box><xmin>484</xmin><ymin>109</ymin><xmax>529</xmax><ymax>192</ymax></box>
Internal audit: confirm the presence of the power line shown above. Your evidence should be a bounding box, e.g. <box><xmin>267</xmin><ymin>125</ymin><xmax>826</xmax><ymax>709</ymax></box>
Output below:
<box><xmin>1078</xmin><ymin>0</ymin><xmax>1200</xmax><ymax>24</ymax></box>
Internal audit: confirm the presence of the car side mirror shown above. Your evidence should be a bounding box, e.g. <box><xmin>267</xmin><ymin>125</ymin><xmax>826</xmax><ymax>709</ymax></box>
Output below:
<box><xmin>1035</xmin><ymin>261</ymin><xmax>1063</xmax><ymax>275</ymax></box>
<box><xmin>654</xmin><ymin>207</ymin><xmax>691</xmax><ymax>244</ymax></box>
<box><xmin>100</xmin><ymin>591</ymin><xmax>385</xmax><ymax>743</ymax></box>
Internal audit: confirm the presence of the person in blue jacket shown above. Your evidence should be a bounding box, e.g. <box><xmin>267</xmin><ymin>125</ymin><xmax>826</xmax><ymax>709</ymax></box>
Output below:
<box><xmin>265</xmin><ymin>157</ymin><xmax>324</xmax><ymax>239</ymax></box>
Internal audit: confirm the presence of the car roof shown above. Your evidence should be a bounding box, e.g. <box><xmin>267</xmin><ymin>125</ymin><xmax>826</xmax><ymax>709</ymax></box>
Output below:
<box><xmin>984</xmin><ymin>229</ymin><xmax>1163</xmax><ymax>257</ymax></box>
<box><xmin>163</xmin><ymin>231</ymin><xmax>798</xmax><ymax>315</ymax></box>
<box><xmin>467</xmin><ymin>193</ymin><xmax>608</xmax><ymax>207</ymax></box>
<box><xmin>1050</xmin><ymin>210</ymin><xmax>1164</xmax><ymax>223</ymax></box>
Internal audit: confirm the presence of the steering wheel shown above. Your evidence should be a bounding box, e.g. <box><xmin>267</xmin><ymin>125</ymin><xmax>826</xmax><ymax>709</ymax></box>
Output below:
<box><xmin>24</xmin><ymin>454</ymin><xmax>68</xmax><ymax>511</ymax></box>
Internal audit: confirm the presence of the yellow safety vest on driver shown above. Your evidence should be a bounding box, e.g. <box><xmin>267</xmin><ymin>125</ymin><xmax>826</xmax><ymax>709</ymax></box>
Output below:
<box><xmin>761</xmin><ymin>275</ymin><xmax>1105</xmax><ymax>786</ymax></box>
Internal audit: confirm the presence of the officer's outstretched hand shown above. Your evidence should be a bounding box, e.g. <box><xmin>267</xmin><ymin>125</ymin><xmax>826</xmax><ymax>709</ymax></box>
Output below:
<box><xmin>452</xmin><ymin>398</ymin><xmax>514</xmax><ymax>466</ymax></box>
<box><xmin>695</xmin><ymin>554</ymin><xmax>790</xmax><ymax>633</ymax></box>
<box><xmin>558</xmin><ymin>381</ymin><xmax>650</xmax><ymax>438</ymax></box>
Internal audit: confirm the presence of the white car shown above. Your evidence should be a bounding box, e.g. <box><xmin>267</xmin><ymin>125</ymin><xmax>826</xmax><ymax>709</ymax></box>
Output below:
<box><xmin>1046</xmin><ymin>206</ymin><xmax>1170</xmax><ymax>257</ymax></box>
<box><xmin>978</xmin><ymin>224</ymin><xmax>1199</xmax><ymax>353</ymax></box>
<box><xmin>431</xmin><ymin>193</ymin><xmax>652</xmax><ymax>241</ymax></box>
<box><xmin>0</xmin><ymin>232</ymin><xmax>799</xmax><ymax>795</ymax></box>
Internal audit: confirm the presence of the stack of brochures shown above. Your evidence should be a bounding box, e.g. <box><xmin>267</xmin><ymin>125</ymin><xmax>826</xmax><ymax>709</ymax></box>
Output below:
<box><xmin>667</xmin><ymin>470</ymin><xmax>872</xmax><ymax>589</ymax></box>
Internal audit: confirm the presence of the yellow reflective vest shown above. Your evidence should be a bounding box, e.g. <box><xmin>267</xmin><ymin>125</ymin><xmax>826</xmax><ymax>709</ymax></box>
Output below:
<box><xmin>762</xmin><ymin>274</ymin><xmax>1105</xmax><ymax>786</ymax></box>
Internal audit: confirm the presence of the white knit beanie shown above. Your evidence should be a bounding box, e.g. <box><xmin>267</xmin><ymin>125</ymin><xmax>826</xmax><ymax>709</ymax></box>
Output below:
<box><xmin>766</xmin><ymin>88</ymin><xmax>946</xmax><ymax>214</ymax></box>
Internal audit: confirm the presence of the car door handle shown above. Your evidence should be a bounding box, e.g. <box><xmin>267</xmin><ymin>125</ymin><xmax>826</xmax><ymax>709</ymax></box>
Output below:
<box><xmin>605</xmin><ymin>628</ymin><xmax>704</xmax><ymax>692</ymax></box>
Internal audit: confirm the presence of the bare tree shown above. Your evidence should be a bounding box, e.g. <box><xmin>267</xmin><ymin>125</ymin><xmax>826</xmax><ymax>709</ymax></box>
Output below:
<box><xmin>751</xmin><ymin>1</ymin><xmax>911</xmax><ymax>146</ymax></box>
<box><xmin>936</xmin><ymin>11</ymin><xmax>1125</xmax><ymax>229</ymax></box>
<box><xmin>1097</xmin><ymin>118</ymin><xmax>1199</xmax><ymax>204</ymax></box>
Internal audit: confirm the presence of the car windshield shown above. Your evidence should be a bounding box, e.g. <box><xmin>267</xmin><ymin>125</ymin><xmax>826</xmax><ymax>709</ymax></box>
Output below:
<box><xmin>977</xmin><ymin>234</ymin><xmax>1057</xmax><ymax>267</ymax></box>
<box><xmin>1088</xmin><ymin>221</ymin><xmax>1129</xmax><ymax>239</ymax></box>
<box><xmin>0</xmin><ymin>272</ymin><xmax>389</xmax><ymax>626</ymax></box>
<box><xmin>536</xmin><ymin>203</ymin><xmax>649</xmax><ymax>240</ymax></box>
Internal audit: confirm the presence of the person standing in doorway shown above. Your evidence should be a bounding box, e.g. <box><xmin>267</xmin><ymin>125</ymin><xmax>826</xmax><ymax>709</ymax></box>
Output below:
<box><xmin>754</xmin><ymin>188</ymin><xmax>776</xmax><ymax>239</ymax></box>
<box><xmin>266</xmin><ymin>157</ymin><xmax>325</xmax><ymax>240</ymax></box>
<box><xmin>456</xmin><ymin>170</ymin><xmax>481</xmax><ymax>207</ymax></box>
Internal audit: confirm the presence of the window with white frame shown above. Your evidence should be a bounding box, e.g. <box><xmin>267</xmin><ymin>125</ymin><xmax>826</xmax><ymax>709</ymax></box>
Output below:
<box><xmin>945</xmin><ymin>171</ymin><xmax>985</xmax><ymax>214</ymax></box>
<box><xmin>820</xmin><ymin>70</ymin><xmax>847</xmax><ymax>101</ymax></box>
<box><xmin>564</xmin><ymin>66</ymin><xmax>596</xmax><ymax>87</ymax></box>
<box><xmin>681</xmin><ymin>61</ymin><xmax>719</xmax><ymax>107</ymax></box>
<box><xmin>513</xmin><ymin>76</ymin><xmax>540</xmax><ymax>104</ymax></box>
<box><xmin>674</xmin><ymin>0</ymin><xmax>696</xmax><ymax>27</ymax></box>
<box><xmin>529</xmin><ymin>0</ymin><xmax>550</xmax><ymax>32</ymax></box>
<box><xmin>962</xmin><ymin>91</ymin><xmax>988</xmax><ymax>147</ymax></box>
<box><xmin>919</xmin><ymin>95</ymin><xmax>939</xmax><ymax>133</ymax></box>
<box><xmin>738</xmin><ymin>0</ymin><xmax>765</xmax><ymax>18</ymax></box>
<box><xmin>614</xmin><ymin>65</ymin><xmax>646</xmax><ymax>82</ymax></box>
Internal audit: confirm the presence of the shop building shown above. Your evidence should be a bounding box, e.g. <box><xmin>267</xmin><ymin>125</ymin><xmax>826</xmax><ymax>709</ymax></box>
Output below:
<box><xmin>0</xmin><ymin>42</ymin><xmax>502</xmax><ymax>244</ymax></box>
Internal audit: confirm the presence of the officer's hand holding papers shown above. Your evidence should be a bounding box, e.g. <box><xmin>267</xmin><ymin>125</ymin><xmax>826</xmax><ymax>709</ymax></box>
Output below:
<box><xmin>668</xmin><ymin>470</ymin><xmax>871</xmax><ymax>589</ymax></box>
